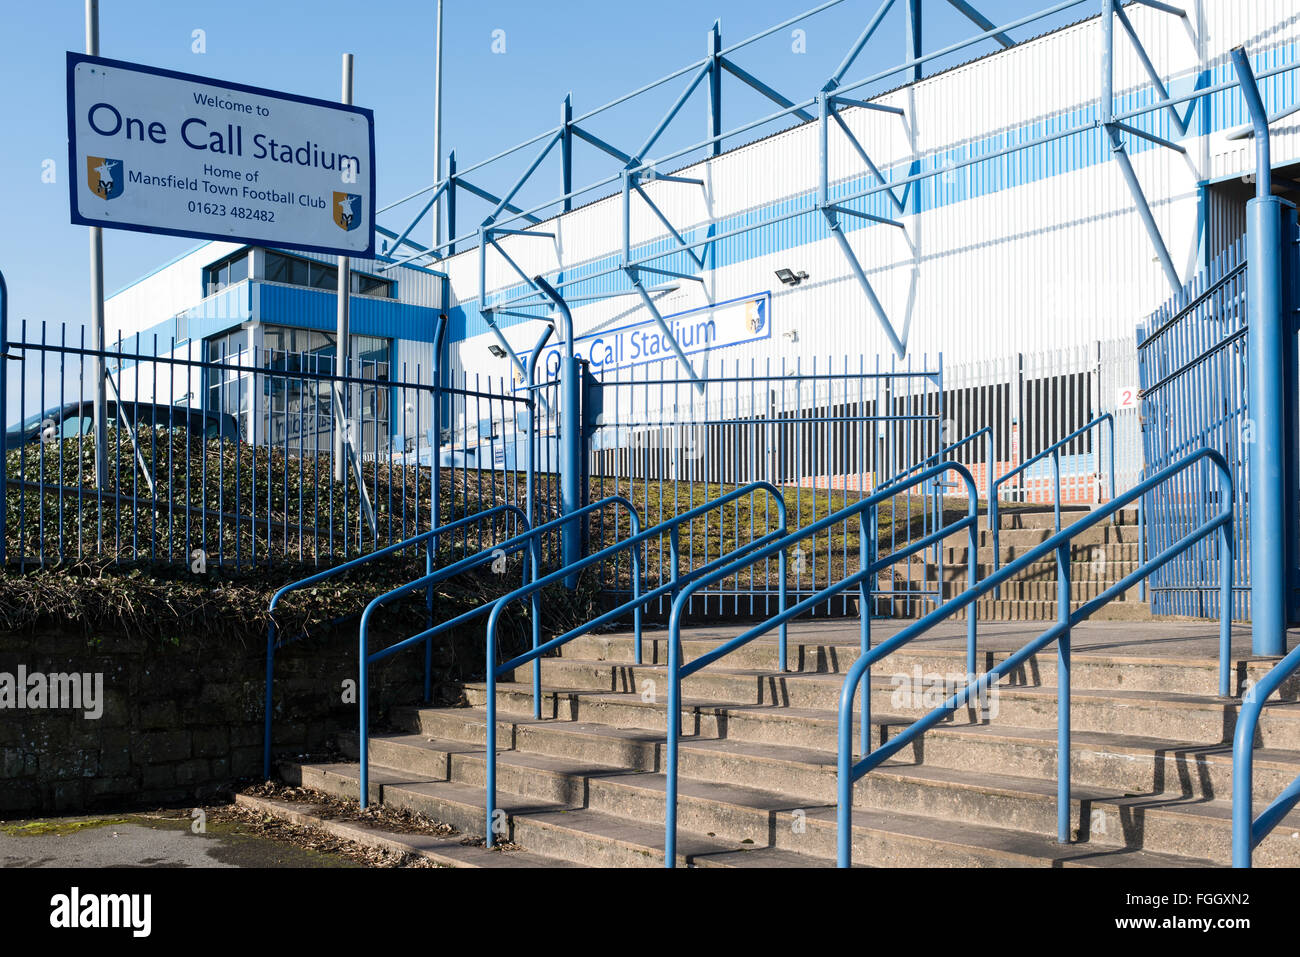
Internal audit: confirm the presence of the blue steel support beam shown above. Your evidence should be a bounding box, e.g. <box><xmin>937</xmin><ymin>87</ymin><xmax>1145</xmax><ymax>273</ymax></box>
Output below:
<box><xmin>905</xmin><ymin>0</ymin><xmax>922</xmax><ymax>211</ymax></box>
<box><xmin>708</xmin><ymin>22</ymin><xmax>722</xmax><ymax>157</ymax></box>
<box><xmin>831</xmin><ymin>109</ymin><xmax>907</xmax><ymax>214</ymax></box>
<box><xmin>484</xmin><ymin>131</ymin><xmax>561</xmax><ymax>227</ymax></box>
<box><xmin>632</xmin><ymin>183</ymin><xmax>706</xmax><ymax>268</ymax></box>
<box><xmin>943</xmin><ymin>0</ymin><xmax>1014</xmax><ymax>48</ymax></box>
<box><xmin>818</xmin><ymin>91</ymin><xmax>908</xmax><ymax>358</ymax></box>
<box><xmin>825</xmin><ymin>0</ymin><xmax>896</xmax><ymax>91</ymax></box>
<box><xmin>1112</xmin><ymin>1</ymin><xmax>1189</xmax><ymax>136</ymax></box>
<box><xmin>561</xmin><ymin>94</ymin><xmax>573</xmax><ymax>213</ymax></box>
<box><xmin>625</xmin><ymin>269</ymin><xmax>707</xmax><ymax>394</ymax></box>
<box><xmin>1233</xmin><ymin>46</ymin><xmax>1288</xmax><ymax>656</ymax></box>
<box><xmin>1101</xmin><ymin>0</ymin><xmax>1181</xmax><ymax>294</ymax></box>
<box><xmin>631</xmin><ymin>61</ymin><xmax>713</xmax><ymax>167</ymax></box>
<box><xmin>446</xmin><ymin>151</ymin><xmax>457</xmax><ymax>254</ymax></box>
<box><xmin>905</xmin><ymin>0</ymin><xmax>923</xmax><ymax>83</ymax></box>
<box><xmin>571</xmin><ymin>126</ymin><xmax>634</xmax><ymax>165</ymax></box>
<box><xmin>457</xmin><ymin>176</ymin><xmax>541</xmax><ymax>225</ymax></box>
<box><xmin>719</xmin><ymin>57</ymin><xmax>817</xmax><ymax>123</ymax></box>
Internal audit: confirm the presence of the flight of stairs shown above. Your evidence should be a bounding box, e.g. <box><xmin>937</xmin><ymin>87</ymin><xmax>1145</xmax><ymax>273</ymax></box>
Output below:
<box><xmin>283</xmin><ymin>623</ymin><xmax>1300</xmax><ymax>867</ymax></box>
<box><xmin>934</xmin><ymin>505</ymin><xmax>1151</xmax><ymax>622</ymax></box>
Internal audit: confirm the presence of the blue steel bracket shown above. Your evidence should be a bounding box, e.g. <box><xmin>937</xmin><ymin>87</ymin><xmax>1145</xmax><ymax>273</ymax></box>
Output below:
<box><xmin>817</xmin><ymin>90</ymin><xmax>911</xmax><ymax>358</ymax></box>
<box><xmin>1100</xmin><ymin>0</ymin><xmax>1191</xmax><ymax>293</ymax></box>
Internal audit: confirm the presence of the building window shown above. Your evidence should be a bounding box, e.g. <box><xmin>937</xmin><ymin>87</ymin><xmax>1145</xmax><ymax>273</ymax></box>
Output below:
<box><xmin>205</xmin><ymin>325</ymin><xmax>392</xmax><ymax>452</ymax></box>
<box><xmin>262</xmin><ymin>250</ymin><xmax>393</xmax><ymax>298</ymax></box>
<box><xmin>203</xmin><ymin>252</ymin><xmax>249</xmax><ymax>297</ymax></box>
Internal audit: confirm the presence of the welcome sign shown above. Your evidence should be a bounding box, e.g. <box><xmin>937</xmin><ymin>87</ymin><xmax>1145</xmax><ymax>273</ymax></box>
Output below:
<box><xmin>537</xmin><ymin>292</ymin><xmax>772</xmax><ymax>381</ymax></box>
<box><xmin>67</xmin><ymin>53</ymin><xmax>375</xmax><ymax>257</ymax></box>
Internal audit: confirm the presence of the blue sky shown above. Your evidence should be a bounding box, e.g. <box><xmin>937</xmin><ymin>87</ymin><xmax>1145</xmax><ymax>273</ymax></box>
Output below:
<box><xmin>0</xmin><ymin>0</ymin><xmax>1087</xmax><ymax>333</ymax></box>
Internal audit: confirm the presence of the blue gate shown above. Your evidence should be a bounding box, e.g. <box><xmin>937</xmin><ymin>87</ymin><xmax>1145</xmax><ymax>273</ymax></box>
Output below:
<box><xmin>1137</xmin><ymin>237</ymin><xmax>1254</xmax><ymax>619</ymax></box>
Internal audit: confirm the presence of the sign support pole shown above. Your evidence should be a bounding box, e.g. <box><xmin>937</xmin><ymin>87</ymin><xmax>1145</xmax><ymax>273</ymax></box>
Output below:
<box><xmin>434</xmin><ymin>0</ymin><xmax>444</xmax><ymax>253</ymax></box>
<box><xmin>86</xmin><ymin>0</ymin><xmax>108</xmax><ymax>543</ymax></box>
<box><xmin>334</xmin><ymin>53</ymin><xmax>354</xmax><ymax>483</ymax></box>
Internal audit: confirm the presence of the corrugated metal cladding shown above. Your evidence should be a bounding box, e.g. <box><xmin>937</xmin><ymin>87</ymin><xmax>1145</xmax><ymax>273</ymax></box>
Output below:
<box><xmin>443</xmin><ymin>0</ymin><xmax>1299</xmax><ymax>383</ymax></box>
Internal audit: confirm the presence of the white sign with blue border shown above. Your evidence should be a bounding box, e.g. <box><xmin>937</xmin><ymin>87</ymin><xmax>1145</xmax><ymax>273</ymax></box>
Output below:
<box><xmin>67</xmin><ymin>53</ymin><xmax>375</xmax><ymax>257</ymax></box>
<box><xmin>536</xmin><ymin>292</ymin><xmax>772</xmax><ymax>381</ymax></box>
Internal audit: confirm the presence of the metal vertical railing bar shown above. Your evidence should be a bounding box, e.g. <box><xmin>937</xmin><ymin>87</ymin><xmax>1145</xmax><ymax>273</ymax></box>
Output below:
<box><xmin>477</xmin><ymin>482</ymin><xmax>789</xmax><ymax>842</ymax></box>
<box><xmin>657</xmin><ymin>460</ymin><xmax>980</xmax><ymax>866</ymax></box>
<box><xmin>835</xmin><ymin>447</ymin><xmax>1233</xmax><ymax>867</ymax></box>
<box><xmin>263</xmin><ymin>501</ymin><xmax>530</xmax><ymax>779</ymax></box>
<box><xmin>2</xmin><ymin>325</ymin><xmax>539</xmax><ymax>569</ymax></box>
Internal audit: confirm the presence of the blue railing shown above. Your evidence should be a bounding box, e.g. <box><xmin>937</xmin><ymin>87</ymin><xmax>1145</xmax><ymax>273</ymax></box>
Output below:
<box><xmin>263</xmin><ymin>502</ymin><xmax>530</xmax><ymax>777</ymax></box>
<box><xmin>480</xmin><ymin>481</ymin><xmax>789</xmax><ymax>846</ymax></box>
<box><xmin>659</xmin><ymin>461</ymin><xmax>980</xmax><ymax>866</ymax></box>
<box><xmin>1233</xmin><ymin>643</ymin><xmax>1300</xmax><ymax>867</ymax></box>
<box><xmin>835</xmin><ymin>447</ymin><xmax>1233</xmax><ymax>867</ymax></box>
<box><xmin>989</xmin><ymin>413</ymin><xmax>1116</xmax><ymax>594</ymax></box>
<box><xmin>355</xmin><ymin>494</ymin><xmax>641</xmax><ymax>805</ymax></box>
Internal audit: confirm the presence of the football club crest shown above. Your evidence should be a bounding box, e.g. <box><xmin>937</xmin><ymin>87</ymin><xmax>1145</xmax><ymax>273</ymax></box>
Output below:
<box><xmin>333</xmin><ymin>192</ymin><xmax>361</xmax><ymax>231</ymax></box>
<box><xmin>87</xmin><ymin>156</ymin><xmax>123</xmax><ymax>200</ymax></box>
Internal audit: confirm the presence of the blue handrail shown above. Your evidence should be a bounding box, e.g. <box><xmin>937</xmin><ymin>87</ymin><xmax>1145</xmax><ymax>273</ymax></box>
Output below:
<box><xmin>878</xmin><ymin>426</ymin><xmax>995</xmax><ymax>503</ymax></box>
<box><xmin>1233</xmin><ymin>642</ymin><xmax>1300</xmax><ymax>867</ymax></box>
<box><xmin>264</xmin><ymin>502</ymin><xmax>530</xmax><ymax>777</ymax></box>
<box><xmin>480</xmin><ymin>481</ymin><xmax>789</xmax><ymax>847</ymax></box>
<box><xmin>836</xmin><ymin>447</ymin><xmax>1234</xmax><ymax>867</ymax></box>
<box><xmin>659</xmin><ymin>461</ymin><xmax>980</xmax><ymax>866</ymax></box>
<box><xmin>355</xmin><ymin>494</ymin><xmax>641</xmax><ymax>805</ymax></box>
<box><xmin>989</xmin><ymin>413</ymin><xmax>1115</xmax><ymax>596</ymax></box>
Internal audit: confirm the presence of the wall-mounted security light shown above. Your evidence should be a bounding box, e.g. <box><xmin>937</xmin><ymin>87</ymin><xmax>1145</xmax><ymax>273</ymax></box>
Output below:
<box><xmin>783</xmin><ymin>330</ymin><xmax>799</xmax><ymax>343</ymax></box>
<box><xmin>487</xmin><ymin>344</ymin><xmax>508</xmax><ymax>358</ymax></box>
<box><xmin>775</xmin><ymin>268</ymin><xmax>809</xmax><ymax>286</ymax></box>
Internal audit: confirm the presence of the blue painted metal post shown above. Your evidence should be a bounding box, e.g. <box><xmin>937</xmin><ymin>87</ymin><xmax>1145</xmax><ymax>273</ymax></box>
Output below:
<box><xmin>665</xmin><ymin>620</ymin><xmax>682</xmax><ymax>867</ymax></box>
<box><xmin>708</xmin><ymin>21</ymin><xmax>722</xmax><ymax>156</ymax></box>
<box><xmin>561</xmin><ymin>94</ymin><xmax>573</xmax><ymax>213</ymax></box>
<box><xmin>859</xmin><ymin>515</ymin><xmax>873</xmax><ymax>755</ymax></box>
<box><xmin>1233</xmin><ymin>47</ymin><xmax>1288</xmax><ymax>656</ymax></box>
<box><xmin>526</xmin><ymin>325</ymin><xmax>554</xmax><ymax>716</ymax></box>
<box><xmin>445</xmin><ymin>150</ymin><xmax>457</xmax><ymax>256</ymax></box>
<box><xmin>966</xmin><ymin>494</ymin><xmax>979</xmax><ymax>676</ymax></box>
<box><xmin>533</xmin><ymin>276</ymin><xmax>583</xmax><ymax>588</ymax></box>
<box><xmin>425</xmin><ymin>311</ymin><xmax>448</xmax><ymax>702</ymax></box>
<box><xmin>1056</xmin><ymin>542</ymin><xmax>1072</xmax><ymax>844</ymax></box>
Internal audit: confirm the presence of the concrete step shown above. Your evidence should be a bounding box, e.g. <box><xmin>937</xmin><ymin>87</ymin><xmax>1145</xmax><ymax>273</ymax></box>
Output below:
<box><xmin>283</xmin><ymin>758</ymin><xmax>841</xmax><ymax>867</ymax></box>
<box><xmin>285</xmin><ymin>756</ymin><xmax>1213</xmax><ymax>868</ymax></box>
<box><xmin>233</xmin><ymin>793</ymin><xmax>578</xmax><ymax>868</ymax></box>
<box><xmin>993</xmin><ymin>506</ymin><xmax>1139</xmax><ymax>530</ymax></box>
<box><xmin>346</xmin><ymin>720</ymin><xmax>1300</xmax><ymax>867</ymax></box>
<box><xmin>927</xmin><ymin>559</ymin><xmax>1144</xmax><ymax>583</ymax></box>
<box><xmin>392</xmin><ymin>702</ymin><xmax>1300</xmax><ymax>808</ymax></box>
<box><xmin>560</xmin><ymin>633</ymin><xmax>1293</xmax><ymax>700</ymax></box>
<box><xmin>467</xmin><ymin>666</ymin><xmax>1300</xmax><ymax>747</ymax></box>
<box><xmin>942</xmin><ymin>543</ymin><xmax>1143</xmax><ymax>564</ymax></box>
<box><xmin>940</xmin><ymin>580</ymin><xmax>1147</xmax><ymax>603</ymax></box>
<box><xmin>958</xmin><ymin>599</ymin><xmax>1154</xmax><ymax>622</ymax></box>
<box><xmin>942</xmin><ymin>525</ymin><xmax>1142</xmax><ymax>548</ymax></box>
